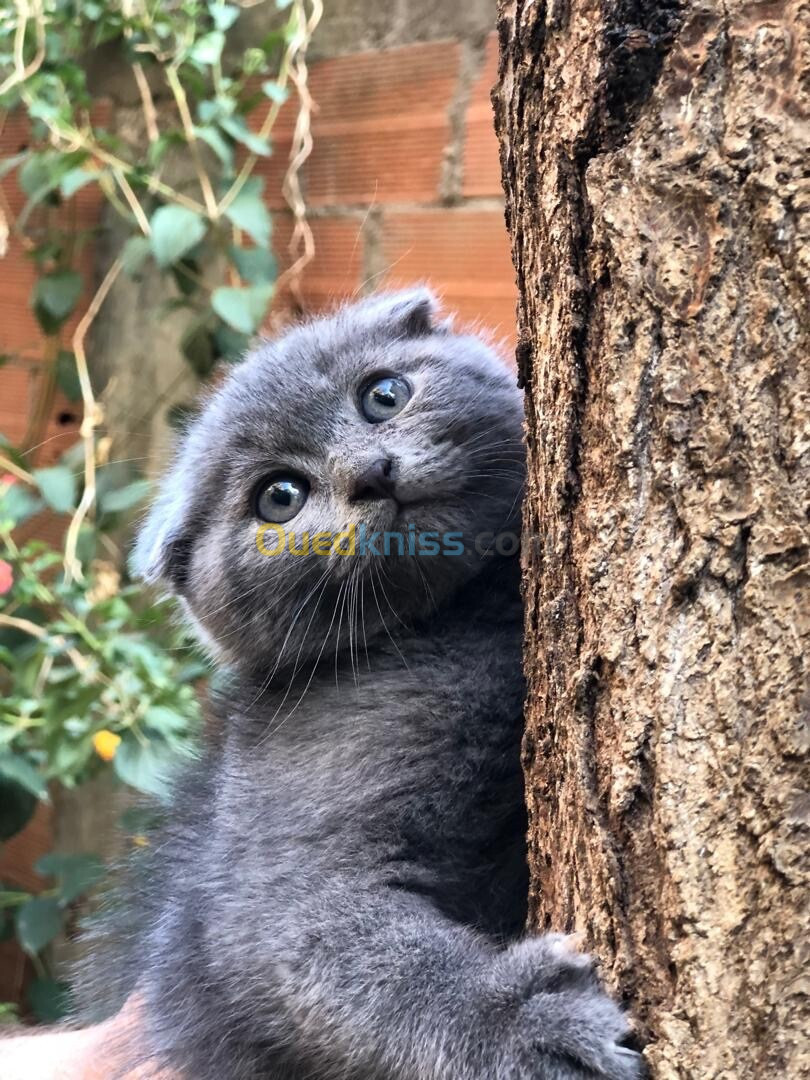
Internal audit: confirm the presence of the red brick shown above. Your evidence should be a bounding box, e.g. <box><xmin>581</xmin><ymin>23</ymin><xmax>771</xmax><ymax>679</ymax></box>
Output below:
<box><xmin>0</xmin><ymin>800</ymin><xmax>51</xmax><ymax>894</ymax></box>
<box><xmin>0</xmin><ymin>239</ymin><xmax>101</xmax><ymax>358</ymax></box>
<box><xmin>0</xmin><ymin>364</ymin><xmax>33</xmax><ymax>443</ymax></box>
<box><xmin>0</xmin><ymin>361</ymin><xmax>80</xmax><ymax>458</ymax></box>
<box><xmin>462</xmin><ymin>33</ymin><xmax>503</xmax><ymax>199</ymax></box>
<box><xmin>267</xmin><ymin>213</ymin><xmax>364</xmax><ymax>324</ymax></box>
<box><xmin>254</xmin><ymin>41</ymin><xmax>460</xmax><ymax>207</ymax></box>
<box><xmin>378</xmin><ymin>208</ymin><xmax>517</xmax><ymax>352</ymax></box>
<box><xmin>0</xmin><ymin>101</ymin><xmax>110</xmax><ymax>453</ymax></box>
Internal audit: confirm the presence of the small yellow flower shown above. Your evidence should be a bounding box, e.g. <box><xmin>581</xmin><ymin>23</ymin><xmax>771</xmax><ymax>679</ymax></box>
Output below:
<box><xmin>93</xmin><ymin>729</ymin><xmax>121</xmax><ymax>761</ymax></box>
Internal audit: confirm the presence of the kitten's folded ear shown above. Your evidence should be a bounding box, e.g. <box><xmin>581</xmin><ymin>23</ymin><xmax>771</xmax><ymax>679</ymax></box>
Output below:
<box><xmin>357</xmin><ymin>287</ymin><xmax>441</xmax><ymax>337</ymax></box>
<box><xmin>130</xmin><ymin>470</ymin><xmax>193</xmax><ymax>592</ymax></box>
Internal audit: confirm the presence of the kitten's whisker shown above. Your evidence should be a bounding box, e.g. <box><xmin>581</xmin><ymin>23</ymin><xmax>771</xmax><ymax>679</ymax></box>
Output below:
<box><xmin>334</xmin><ymin>578</ymin><xmax>349</xmax><ymax>690</ymax></box>
<box><xmin>255</xmin><ymin>571</ymin><xmax>334</xmax><ymax>743</ymax></box>
<box><xmin>467</xmin><ymin>445</ymin><xmax>526</xmax><ymax>458</ymax></box>
<box><xmin>360</xmin><ymin>574</ymin><xmax>371</xmax><ymax>672</ymax></box>
<box><xmin>415</xmin><ymin>560</ymin><xmax>437</xmax><ymax>613</ymax></box>
<box><xmin>464</xmin><ymin>423</ymin><xmax>522</xmax><ymax>448</ymax></box>
<box><xmin>199</xmin><ymin>576</ymin><xmax>275</xmax><ymax>625</ymax></box>
<box><xmin>348</xmin><ymin>565</ymin><xmax>361</xmax><ymax>686</ymax></box>
<box><xmin>262</xmin><ymin>577</ymin><xmax>347</xmax><ymax>741</ymax></box>
<box><xmin>247</xmin><ymin>566</ymin><xmax>332</xmax><ymax>711</ymax></box>
<box><xmin>369</xmin><ymin>566</ymin><xmax>410</xmax><ymax>671</ymax></box>
<box><xmin>376</xmin><ymin>563</ymin><xmax>409</xmax><ymax>629</ymax></box>
<box><xmin>498</xmin><ymin>480</ymin><xmax>527</xmax><ymax>539</ymax></box>
<box><xmin>460</xmin><ymin>489</ymin><xmax>507</xmax><ymax>502</ymax></box>
<box><xmin>429</xmin><ymin>384</ymin><xmax>495</xmax><ymax>439</ymax></box>
<box><xmin>198</xmin><ymin>572</ymin><xmax>305</xmax><ymax>646</ymax></box>
<box><xmin>351</xmin><ymin>245</ymin><xmax>413</xmax><ymax>297</ymax></box>
<box><xmin>344</xmin><ymin>565</ymin><xmax>356</xmax><ymax>686</ymax></box>
<box><xmin>464</xmin><ymin>470</ymin><xmax>525</xmax><ymax>481</ymax></box>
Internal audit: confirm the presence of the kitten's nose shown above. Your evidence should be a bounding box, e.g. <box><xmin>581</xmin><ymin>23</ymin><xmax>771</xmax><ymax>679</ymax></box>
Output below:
<box><xmin>350</xmin><ymin>458</ymin><xmax>396</xmax><ymax>503</ymax></box>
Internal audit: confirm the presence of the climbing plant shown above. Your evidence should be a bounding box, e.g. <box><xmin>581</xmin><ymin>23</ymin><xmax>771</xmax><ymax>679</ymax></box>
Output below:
<box><xmin>0</xmin><ymin>0</ymin><xmax>321</xmax><ymax>1021</ymax></box>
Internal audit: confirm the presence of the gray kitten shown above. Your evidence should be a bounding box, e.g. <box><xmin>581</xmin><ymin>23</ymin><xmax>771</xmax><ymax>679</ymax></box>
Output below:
<box><xmin>127</xmin><ymin>290</ymin><xmax>642</xmax><ymax>1079</ymax></box>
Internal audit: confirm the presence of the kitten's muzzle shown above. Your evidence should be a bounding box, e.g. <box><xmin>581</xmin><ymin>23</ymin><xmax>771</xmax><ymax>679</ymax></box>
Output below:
<box><xmin>349</xmin><ymin>458</ymin><xmax>397</xmax><ymax>504</ymax></box>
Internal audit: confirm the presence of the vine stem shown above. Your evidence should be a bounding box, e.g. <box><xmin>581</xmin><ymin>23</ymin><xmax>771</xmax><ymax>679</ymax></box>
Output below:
<box><xmin>277</xmin><ymin>0</ymin><xmax>322</xmax><ymax>303</ymax></box>
<box><xmin>0</xmin><ymin>454</ymin><xmax>35</xmax><ymax>486</ymax></box>
<box><xmin>62</xmin><ymin>256</ymin><xmax>124</xmax><ymax>584</ymax></box>
<box><xmin>112</xmin><ymin>167</ymin><xmax>152</xmax><ymax>236</ymax></box>
<box><xmin>132</xmin><ymin>62</ymin><xmax>159</xmax><ymax>146</ymax></box>
<box><xmin>217</xmin><ymin>0</ymin><xmax>322</xmax><ymax>217</ymax></box>
<box><xmin>0</xmin><ymin>0</ymin><xmax>45</xmax><ymax>97</ymax></box>
<box><xmin>166</xmin><ymin>66</ymin><xmax>220</xmax><ymax>220</ymax></box>
<box><xmin>40</xmin><ymin>122</ymin><xmax>206</xmax><ymax>217</ymax></box>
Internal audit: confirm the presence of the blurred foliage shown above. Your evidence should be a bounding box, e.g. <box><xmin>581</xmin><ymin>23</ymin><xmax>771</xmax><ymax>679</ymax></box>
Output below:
<box><xmin>0</xmin><ymin>458</ymin><xmax>207</xmax><ymax>1021</ymax></box>
<box><xmin>0</xmin><ymin>0</ymin><xmax>316</xmax><ymax>1022</ymax></box>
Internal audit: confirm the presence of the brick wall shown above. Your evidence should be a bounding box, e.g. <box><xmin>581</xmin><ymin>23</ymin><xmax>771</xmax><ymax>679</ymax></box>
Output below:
<box><xmin>0</xmin><ymin>111</ymin><xmax>108</xmax><ymax>463</ymax></box>
<box><xmin>265</xmin><ymin>33</ymin><xmax>516</xmax><ymax>348</ymax></box>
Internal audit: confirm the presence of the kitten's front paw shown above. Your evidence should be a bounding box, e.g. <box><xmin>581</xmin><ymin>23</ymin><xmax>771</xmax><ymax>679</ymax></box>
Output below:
<box><xmin>489</xmin><ymin>935</ymin><xmax>645</xmax><ymax>1080</ymax></box>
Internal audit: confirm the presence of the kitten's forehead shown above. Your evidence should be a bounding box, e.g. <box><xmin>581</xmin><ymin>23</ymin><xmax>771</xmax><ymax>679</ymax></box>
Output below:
<box><xmin>216</xmin><ymin>328</ymin><xmax>412</xmax><ymax>445</ymax></box>
<box><xmin>203</xmin><ymin>296</ymin><xmax>513</xmax><ymax>461</ymax></box>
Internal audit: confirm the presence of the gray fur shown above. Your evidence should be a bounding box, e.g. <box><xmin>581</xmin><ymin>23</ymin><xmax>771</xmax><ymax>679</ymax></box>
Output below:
<box><xmin>126</xmin><ymin>290</ymin><xmax>643</xmax><ymax>1079</ymax></box>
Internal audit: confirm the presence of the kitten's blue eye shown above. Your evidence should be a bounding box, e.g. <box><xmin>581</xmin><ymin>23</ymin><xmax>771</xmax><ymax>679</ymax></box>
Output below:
<box><xmin>360</xmin><ymin>375</ymin><xmax>411</xmax><ymax>424</ymax></box>
<box><xmin>255</xmin><ymin>476</ymin><xmax>309</xmax><ymax>523</ymax></box>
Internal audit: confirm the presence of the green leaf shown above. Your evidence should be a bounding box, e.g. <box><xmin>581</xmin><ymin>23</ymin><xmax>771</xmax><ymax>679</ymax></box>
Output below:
<box><xmin>60</xmin><ymin>167</ymin><xmax>100</xmax><ymax>198</ymax></box>
<box><xmin>211</xmin><ymin>284</ymin><xmax>273</xmax><ymax>334</ymax></box>
<box><xmin>228</xmin><ymin>245</ymin><xmax>277</xmax><ymax>284</ymax></box>
<box><xmin>99</xmin><ymin>479</ymin><xmax>152</xmax><ymax>514</ymax></box>
<box><xmin>33</xmin><ymin>271</ymin><xmax>83</xmax><ymax>322</ymax></box>
<box><xmin>33</xmin><ymin>466</ymin><xmax>76</xmax><ymax>514</ymax></box>
<box><xmin>149</xmin><ymin>205</ymin><xmax>207</xmax><ymax>268</ymax></box>
<box><xmin>0</xmin><ymin>756</ymin><xmax>48</xmax><ymax>801</ymax></box>
<box><xmin>214</xmin><ymin>323</ymin><xmax>249</xmax><ymax>363</ymax></box>
<box><xmin>35</xmin><ymin>853</ymin><xmax>105</xmax><ymax>904</ymax></box>
<box><xmin>113</xmin><ymin>737</ymin><xmax>177</xmax><ymax>798</ymax></box>
<box><xmin>16</xmin><ymin>898</ymin><xmax>63</xmax><ymax>954</ymax></box>
<box><xmin>181</xmin><ymin>324</ymin><xmax>217</xmax><ymax>378</ymax></box>
<box><xmin>172</xmin><ymin>256</ymin><xmax>201</xmax><ymax>297</ymax></box>
<box><xmin>0</xmin><ymin>152</ymin><xmax>29</xmax><ymax>181</ymax></box>
<box><xmin>0</xmin><ymin>779</ymin><xmax>38</xmax><ymax>841</ymax></box>
<box><xmin>0</xmin><ymin>485</ymin><xmax>42</xmax><ymax>527</ymax></box>
<box><xmin>143</xmin><ymin>705</ymin><xmax>189</xmax><ymax>734</ymax></box>
<box><xmin>189</xmin><ymin>30</ymin><xmax>226</xmax><ymax>66</ymax></box>
<box><xmin>218</xmin><ymin>115</ymin><xmax>271</xmax><ymax>157</ymax></box>
<box><xmin>27</xmin><ymin>978</ymin><xmax>72</xmax><ymax>1023</ymax></box>
<box><xmin>210</xmin><ymin>2</ymin><xmax>240</xmax><ymax>30</ymax></box>
<box><xmin>198</xmin><ymin>98</ymin><xmax>226</xmax><ymax>124</ymax></box>
<box><xmin>261</xmin><ymin>81</ymin><xmax>289</xmax><ymax>104</ymax></box>
<box><xmin>223</xmin><ymin>185</ymin><xmax>272</xmax><ymax>248</ymax></box>
<box><xmin>121</xmin><ymin>235</ymin><xmax>151</xmax><ymax>277</ymax></box>
<box><xmin>147</xmin><ymin>132</ymin><xmax>183</xmax><ymax>169</ymax></box>
<box><xmin>193</xmin><ymin>124</ymin><xmax>233</xmax><ymax>170</ymax></box>
<box><xmin>55</xmin><ymin>350</ymin><xmax>81</xmax><ymax>402</ymax></box>
<box><xmin>18</xmin><ymin>154</ymin><xmax>55</xmax><ymax>197</ymax></box>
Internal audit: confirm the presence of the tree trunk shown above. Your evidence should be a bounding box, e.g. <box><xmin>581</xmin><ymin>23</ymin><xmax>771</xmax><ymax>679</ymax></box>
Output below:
<box><xmin>493</xmin><ymin>2</ymin><xmax>809</xmax><ymax>1077</ymax></box>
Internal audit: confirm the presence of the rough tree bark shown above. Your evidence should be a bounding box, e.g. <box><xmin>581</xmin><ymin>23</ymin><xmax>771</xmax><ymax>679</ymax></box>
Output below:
<box><xmin>494</xmin><ymin>2</ymin><xmax>808</xmax><ymax>1077</ymax></box>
